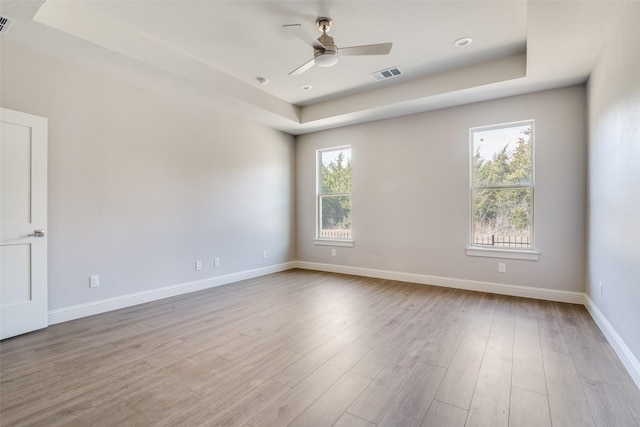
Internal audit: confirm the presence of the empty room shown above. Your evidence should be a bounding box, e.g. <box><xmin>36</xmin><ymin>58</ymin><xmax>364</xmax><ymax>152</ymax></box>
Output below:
<box><xmin>1</xmin><ymin>0</ymin><xmax>639</xmax><ymax>426</ymax></box>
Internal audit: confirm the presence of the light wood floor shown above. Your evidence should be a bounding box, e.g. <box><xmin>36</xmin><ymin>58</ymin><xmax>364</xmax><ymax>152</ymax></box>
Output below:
<box><xmin>2</xmin><ymin>270</ymin><xmax>639</xmax><ymax>426</ymax></box>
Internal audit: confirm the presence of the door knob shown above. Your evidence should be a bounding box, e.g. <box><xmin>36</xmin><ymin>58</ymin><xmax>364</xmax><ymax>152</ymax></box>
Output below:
<box><xmin>28</xmin><ymin>230</ymin><xmax>45</xmax><ymax>238</ymax></box>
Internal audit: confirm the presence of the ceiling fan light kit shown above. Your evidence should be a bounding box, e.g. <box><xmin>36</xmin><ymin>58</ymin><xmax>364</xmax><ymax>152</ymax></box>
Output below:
<box><xmin>283</xmin><ymin>16</ymin><xmax>393</xmax><ymax>76</ymax></box>
<box><xmin>314</xmin><ymin>52</ymin><xmax>338</xmax><ymax>68</ymax></box>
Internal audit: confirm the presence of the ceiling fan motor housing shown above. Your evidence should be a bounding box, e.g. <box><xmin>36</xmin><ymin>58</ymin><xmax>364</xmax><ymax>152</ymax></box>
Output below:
<box><xmin>314</xmin><ymin>51</ymin><xmax>338</xmax><ymax>67</ymax></box>
<box><xmin>314</xmin><ymin>33</ymin><xmax>338</xmax><ymax>67</ymax></box>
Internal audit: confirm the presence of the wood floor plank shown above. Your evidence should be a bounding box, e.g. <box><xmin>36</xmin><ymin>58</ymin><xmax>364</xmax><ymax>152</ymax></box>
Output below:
<box><xmin>348</xmin><ymin>340</ymin><xmax>424</xmax><ymax>423</ymax></box>
<box><xmin>466</xmin><ymin>356</ymin><xmax>512</xmax><ymax>427</ymax></box>
<box><xmin>272</xmin><ymin>324</ymin><xmax>369</xmax><ymax>387</ymax></box>
<box><xmin>155</xmin><ymin>356</ymin><xmax>232</xmax><ymax>394</ymax></box>
<box><xmin>434</xmin><ymin>333</ymin><xmax>487</xmax><ymax>410</ymax></box>
<box><xmin>247</xmin><ymin>342</ymin><xmax>370</xmax><ymax>427</ymax></box>
<box><xmin>556</xmin><ymin>304</ymin><xmax>607</xmax><ymax>348</ymax></box>
<box><xmin>509</xmin><ymin>386</ymin><xmax>551</xmax><ymax>427</ymax></box>
<box><xmin>195</xmin><ymin>348</ymin><xmax>301</xmax><ymax>398</ymax></box>
<box><xmin>422</xmin><ymin>400</ymin><xmax>468</xmax><ymax>427</ymax></box>
<box><xmin>512</xmin><ymin>326</ymin><xmax>547</xmax><ymax>395</ymax></box>
<box><xmin>420</xmin><ymin>315</ymin><xmax>470</xmax><ymax>368</ymax></box>
<box><xmin>350</xmin><ymin>329</ymin><xmax>422</xmax><ymax>379</ymax></box>
<box><xmin>377</xmin><ymin>362</ymin><xmax>446</xmax><ymax>427</ymax></box>
<box><xmin>288</xmin><ymin>371</ymin><xmax>371</xmax><ymax>427</ymax></box>
<box><xmin>484</xmin><ymin>310</ymin><xmax>515</xmax><ymax>362</ymax></box>
<box><xmin>284</xmin><ymin>325</ymin><xmax>339</xmax><ymax>355</ymax></box>
<box><xmin>610</xmin><ymin>363</ymin><xmax>640</xmax><ymax>419</ymax></box>
<box><xmin>465</xmin><ymin>294</ymin><xmax>496</xmax><ymax>337</ymax></box>
<box><xmin>538</xmin><ymin>310</ymin><xmax>570</xmax><ymax>354</ymax></box>
<box><xmin>178</xmin><ymin>379</ymin><xmax>291</xmax><ymax>426</ymax></box>
<box><xmin>1</xmin><ymin>375</ymin><xmax>126</xmax><ymax>427</ymax></box>
<box><xmin>466</xmin><ymin>317</ymin><xmax>493</xmax><ymax>338</ymax></box>
<box><xmin>334</xmin><ymin>412</ymin><xmax>377</xmax><ymax>427</ymax></box>
<box><xmin>581</xmin><ymin>378</ymin><xmax>638</xmax><ymax>426</ymax></box>
<box><xmin>569</xmin><ymin>340</ymin><xmax>620</xmax><ymax>385</ymax></box>
<box><xmin>542</xmin><ymin>349</ymin><xmax>596</xmax><ymax>427</ymax></box>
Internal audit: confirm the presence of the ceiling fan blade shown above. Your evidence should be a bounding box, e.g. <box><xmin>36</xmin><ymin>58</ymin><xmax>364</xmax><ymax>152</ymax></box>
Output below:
<box><xmin>283</xmin><ymin>24</ymin><xmax>326</xmax><ymax>50</ymax></box>
<box><xmin>289</xmin><ymin>57</ymin><xmax>316</xmax><ymax>76</ymax></box>
<box><xmin>339</xmin><ymin>42</ymin><xmax>393</xmax><ymax>56</ymax></box>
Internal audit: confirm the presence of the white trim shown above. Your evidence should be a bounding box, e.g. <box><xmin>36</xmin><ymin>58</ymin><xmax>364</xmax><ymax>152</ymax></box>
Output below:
<box><xmin>584</xmin><ymin>295</ymin><xmax>640</xmax><ymax>389</ymax></box>
<box><xmin>48</xmin><ymin>262</ymin><xmax>296</xmax><ymax>325</ymax></box>
<box><xmin>466</xmin><ymin>247</ymin><xmax>539</xmax><ymax>260</ymax></box>
<box><xmin>294</xmin><ymin>261</ymin><xmax>583</xmax><ymax>304</ymax></box>
<box><xmin>469</xmin><ymin>119</ymin><xmax>536</xmax><ymax>255</ymax></box>
<box><xmin>314</xmin><ymin>239</ymin><xmax>354</xmax><ymax>247</ymax></box>
<box><xmin>316</xmin><ymin>145</ymin><xmax>352</xmax><ymax>244</ymax></box>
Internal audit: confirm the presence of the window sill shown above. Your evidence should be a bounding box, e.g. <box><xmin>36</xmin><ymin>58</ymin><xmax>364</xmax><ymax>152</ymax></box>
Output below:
<box><xmin>314</xmin><ymin>239</ymin><xmax>354</xmax><ymax>248</ymax></box>
<box><xmin>466</xmin><ymin>247</ymin><xmax>539</xmax><ymax>261</ymax></box>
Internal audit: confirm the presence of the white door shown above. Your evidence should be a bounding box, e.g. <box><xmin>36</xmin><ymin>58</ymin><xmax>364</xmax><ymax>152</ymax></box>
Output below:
<box><xmin>1</xmin><ymin>108</ymin><xmax>48</xmax><ymax>340</ymax></box>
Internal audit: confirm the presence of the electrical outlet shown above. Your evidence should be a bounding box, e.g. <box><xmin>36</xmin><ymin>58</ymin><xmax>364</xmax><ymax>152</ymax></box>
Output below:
<box><xmin>331</xmin><ymin>248</ymin><xmax>336</xmax><ymax>257</ymax></box>
<box><xmin>599</xmin><ymin>282</ymin><xmax>603</xmax><ymax>296</ymax></box>
<box><xmin>89</xmin><ymin>275</ymin><xmax>99</xmax><ymax>288</ymax></box>
<box><xmin>262</xmin><ymin>250</ymin><xmax>268</xmax><ymax>259</ymax></box>
<box><xmin>498</xmin><ymin>263</ymin><xmax>506</xmax><ymax>273</ymax></box>
<box><xmin>195</xmin><ymin>260</ymin><xmax>202</xmax><ymax>271</ymax></box>
<box><xmin>214</xmin><ymin>258</ymin><xmax>220</xmax><ymax>267</ymax></box>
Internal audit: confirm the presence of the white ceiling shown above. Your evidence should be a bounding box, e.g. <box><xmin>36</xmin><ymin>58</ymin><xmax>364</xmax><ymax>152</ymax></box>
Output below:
<box><xmin>0</xmin><ymin>1</ymin><xmax>627</xmax><ymax>135</ymax></box>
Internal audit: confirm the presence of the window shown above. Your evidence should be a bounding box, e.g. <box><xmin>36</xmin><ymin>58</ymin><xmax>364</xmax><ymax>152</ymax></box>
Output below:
<box><xmin>469</xmin><ymin>121</ymin><xmax>536</xmax><ymax>257</ymax></box>
<box><xmin>316</xmin><ymin>146</ymin><xmax>352</xmax><ymax>244</ymax></box>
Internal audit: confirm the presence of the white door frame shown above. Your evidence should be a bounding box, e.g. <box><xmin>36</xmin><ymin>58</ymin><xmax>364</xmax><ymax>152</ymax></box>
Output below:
<box><xmin>1</xmin><ymin>107</ymin><xmax>48</xmax><ymax>339</ymax></box>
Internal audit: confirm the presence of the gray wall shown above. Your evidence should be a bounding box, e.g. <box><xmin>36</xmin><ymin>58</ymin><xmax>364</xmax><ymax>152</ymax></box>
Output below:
<box><xmin>297</xmin><ymin>86</ymin><xmax>587</xmax><ymax>292</ymax></box>
<box><xmin>587</xmin><ymin>2</ymin><xmax>640</xmax><ymax>361</ymax></box>
<box><xmin>1</xmin><ymin>41</ymin><xmax>296</xmax><ymax>311</ymax></box>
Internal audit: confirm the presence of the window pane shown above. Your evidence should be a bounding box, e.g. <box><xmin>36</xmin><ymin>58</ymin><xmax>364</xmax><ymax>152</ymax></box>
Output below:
<box><xmin>321</xmin><ymin>149</ymin><xmax>352</xmax><ymax>194</ymax></box>
<box><xmin>472</xmin><ymin>124</ymin><xmax>532</xmax><ymax>187</ymax></box>
<box><xmin>320</xmin><ymin>195</ymin><xmax>351</xmax><ymax>239</ymax></box>
<box><xmin>472</xmin><ymin>188</ymin><xmax>532</xmax><ymax>249</ymax></box>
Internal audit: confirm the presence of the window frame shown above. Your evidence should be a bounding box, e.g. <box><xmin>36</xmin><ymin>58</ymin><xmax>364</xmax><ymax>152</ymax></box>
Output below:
<box><xmin>466</xmin><ymin>120</ymin><xmax>539</xmax><ymax>260</ymax></box>
<box><xmin>314</xmin><ymin>145</ymin><xmax>354</xmax><ymax>247</ymax></box>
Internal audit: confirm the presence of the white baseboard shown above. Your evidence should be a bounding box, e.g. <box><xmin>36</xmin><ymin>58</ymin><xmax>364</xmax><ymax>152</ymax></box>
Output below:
<box><xmin>48</xmin><ymin>262</ymin><xmax>297</xmax><ymax>325</ymax></box>
<box><xmin>48</xmin><ymin>261</ymin><xmax>583</xmax><ymax>326</ymax></box>
<box><xmin>584</xmin><ymin>295</ymin><xmax>640</xmax><ymax>389</ymax></box>
<box><xmin>294</xmin><ymin>261</ymin><xmax>585</xmax><ymax>304</ymax></box>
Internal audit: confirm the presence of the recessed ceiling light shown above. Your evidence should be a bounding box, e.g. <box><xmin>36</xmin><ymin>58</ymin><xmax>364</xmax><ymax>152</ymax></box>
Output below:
<box><xmin>256</xmin><ymin>77</ymin><xmax>269</xmax><ymax>85</ymax></box>
<box><xmin>300</xmin><ymin>84</ymin><xmax>313</xmax><ymax>91</ymax></box>
<box><xmin>454</xmin><ymin>37</ymin><xmax>473</xmax><ymax>48</ymax></box>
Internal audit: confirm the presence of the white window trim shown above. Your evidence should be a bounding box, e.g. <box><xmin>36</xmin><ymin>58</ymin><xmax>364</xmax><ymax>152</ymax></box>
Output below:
<box><xmin>466</xmin><ymin>247</ymin><xmax>539</xmax><ymax>261</ymax></box>
<box><xmin>314</xmin><ymin>239</ymin><xmax>354</xmax><ymax>247</ymax></box>
<box><xmin>468</xmin><ymin>120</ymin><xmax>536</xmax><ymax>258</ymax></box>
<box><xmin>316</xmin><ymin>145</ymin><xmax>353</xmax><ymax>246</ymax></box>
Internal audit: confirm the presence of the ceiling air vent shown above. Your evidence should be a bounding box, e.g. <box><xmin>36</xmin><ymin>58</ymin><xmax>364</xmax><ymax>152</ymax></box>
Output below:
<box><xmin>0</xmin><ymin>16</ymin><xmax>14</xmax><ymax>34</ymax></box>
<box><xmin>370</xmin><ymin>67</ymin><xmax>403</xmax><ymax>81</ymax></box>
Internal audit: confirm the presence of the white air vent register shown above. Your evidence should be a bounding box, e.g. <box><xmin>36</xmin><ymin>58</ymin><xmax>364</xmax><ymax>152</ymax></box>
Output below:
<box><xmin>0</xmin><ymin>16</ymin><xmax>14</xmax><ymax>34</ymax></box>
<box><xmin>370</xmin><ymin>67</ymin><xmax>403</xmax><ymax>81</ymax></box>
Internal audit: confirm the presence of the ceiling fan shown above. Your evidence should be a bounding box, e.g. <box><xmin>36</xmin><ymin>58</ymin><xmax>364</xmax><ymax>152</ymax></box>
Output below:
<box><xmin>283</xmin><ymin>17</ymin><xmax>393</xmax><ymax>76</ymax></box>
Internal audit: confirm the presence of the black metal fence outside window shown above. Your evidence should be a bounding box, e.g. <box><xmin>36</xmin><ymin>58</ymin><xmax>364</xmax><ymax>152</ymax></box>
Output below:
<box><xmin>474</xmin><ymin>235</ymin><xmax>530</xmax><ymax>248</ymax></box>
